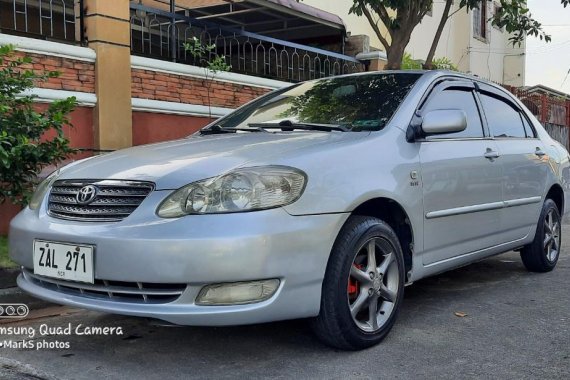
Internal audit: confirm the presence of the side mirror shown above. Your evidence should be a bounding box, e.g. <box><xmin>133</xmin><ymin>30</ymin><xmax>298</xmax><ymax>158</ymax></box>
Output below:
<box><xmin>421</xmin><ymin>109</ymin><xmax>467</xmax><ymax>135</ymax></box>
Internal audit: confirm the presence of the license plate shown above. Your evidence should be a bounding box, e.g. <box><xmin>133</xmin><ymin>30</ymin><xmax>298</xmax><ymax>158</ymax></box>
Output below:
<box><xmin>33</xmin><ymin>240</ymin><xmax>94</xmax><ymax>284</ymax></box>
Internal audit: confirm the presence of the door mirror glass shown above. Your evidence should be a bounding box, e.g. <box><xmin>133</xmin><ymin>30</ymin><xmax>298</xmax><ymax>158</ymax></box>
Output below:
<box><xmin>421</xmin><ymin>110</ymin><xmax>467</xmax><ymax>135</ymax></box>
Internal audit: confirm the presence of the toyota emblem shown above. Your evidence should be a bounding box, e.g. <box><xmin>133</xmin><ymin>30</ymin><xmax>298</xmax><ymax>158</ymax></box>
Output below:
<box><xmin>76</xmin><ymin>185</ymin><xmax>98</xmax><ymax>205</ymax></box>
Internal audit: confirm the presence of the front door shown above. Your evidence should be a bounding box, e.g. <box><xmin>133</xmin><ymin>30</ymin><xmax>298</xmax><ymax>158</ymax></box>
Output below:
<box><xmin>418</xmin><ymin>84</ymin><xmax>504</xmax><ymax>265</ymax></box>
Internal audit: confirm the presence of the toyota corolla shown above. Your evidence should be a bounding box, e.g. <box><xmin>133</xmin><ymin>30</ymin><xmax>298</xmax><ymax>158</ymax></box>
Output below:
<box><xmin>9</xmin><ymin>71</ymin><xmax>569</xmax><ymax>350</ymax></box>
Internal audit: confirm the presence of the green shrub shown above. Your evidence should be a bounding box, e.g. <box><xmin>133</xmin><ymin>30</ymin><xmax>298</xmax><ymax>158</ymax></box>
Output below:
<box><xmin>0</xmin><ymin>236</ymin><xmax>15</xmax><ymax>269</ymax></box>
<box><xmin>401</xmin><ymin>52</ymin><xmax>458</xmax><ymax>71</ymax></box>
<box><xmin>0</xmin><ymin>45</ymin><xmax>77</xmax><ymax>206</ymax></box>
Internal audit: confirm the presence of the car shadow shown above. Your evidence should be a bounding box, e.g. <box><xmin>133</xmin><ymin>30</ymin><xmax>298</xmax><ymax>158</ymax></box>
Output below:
<box><xmin>86</xmin><ymin>252</ymin><xmax>533</xmax><ymax>356</ymax></box>
<box><xmin>404</xmin><ymin>251</ymin><xmax>528</xmax><ymax>299</ymax></box>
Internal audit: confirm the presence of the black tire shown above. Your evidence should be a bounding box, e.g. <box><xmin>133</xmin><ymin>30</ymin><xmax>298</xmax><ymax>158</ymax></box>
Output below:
<box><xmin>520</xmin><ymin>198</ymin><xmax>561</xmax><ymax>273</ymax></box>
<box><xmin>312</xmin><ymin>215</ymin><xmax>405</xmax><ymax>350</ymax></box>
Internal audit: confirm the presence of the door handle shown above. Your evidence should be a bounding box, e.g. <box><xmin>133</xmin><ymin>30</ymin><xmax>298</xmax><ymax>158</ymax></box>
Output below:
<box><xmin>535</xmin><ymin>148</ymin><xmax>546</xmax><ymax>157</ymax></box>
<box><xmin>484</xmin><ymin>148</ymin><xmax>500</xmax><ymax>160</ymax></box>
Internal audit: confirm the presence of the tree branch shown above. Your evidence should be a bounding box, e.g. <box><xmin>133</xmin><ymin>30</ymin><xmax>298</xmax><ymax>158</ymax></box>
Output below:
<box><xmin>424</xmin><ymin>0</ymin><xmax>454</xmax><ymax>69</ymax></box>
<box><xmin>359</xmin><ymin>3</ymin><xmax>391</xmax><ymax>51</ymax></box>
<box><xmin>370</xmin><ymin>3</ymin><xmax>392</xmax><ymax>31</ymax></box>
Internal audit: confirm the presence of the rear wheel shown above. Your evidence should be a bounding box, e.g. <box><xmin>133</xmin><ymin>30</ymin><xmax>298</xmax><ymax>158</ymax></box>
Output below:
<box><xmin>520</xmin><ymin>199</ymin><xmax>561</xmax><ymax>273</ymax></box>
<box><xmin>312</xmin><ymin>216</ymin><xmax>405</xmax><ymax>350</ymax></box>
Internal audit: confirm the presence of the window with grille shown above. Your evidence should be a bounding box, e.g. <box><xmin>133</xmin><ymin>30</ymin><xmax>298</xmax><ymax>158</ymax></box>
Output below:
<box><xmin>473</xmin><ymin>1</ymin><xmax>488</xmax><ymax>41</ymax></box>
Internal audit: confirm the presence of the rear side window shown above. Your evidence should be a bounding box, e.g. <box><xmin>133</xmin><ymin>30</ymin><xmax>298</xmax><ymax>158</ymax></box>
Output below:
<box><xmin>423</xmin><ymin>88</ymin><xmax>484</xmax><ymax>139</ymax></box>
<box><xmin>480</xmin><ymin>94</ymin><xmax>526</xmax><ymax>138</ymax></box>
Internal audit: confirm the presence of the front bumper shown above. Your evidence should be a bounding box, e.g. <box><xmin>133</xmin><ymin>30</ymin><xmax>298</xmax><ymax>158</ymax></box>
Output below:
<box><xmin>9</xmin><ymin>201</ymin><xmax>348</xmax><ymax>325</ymax></box>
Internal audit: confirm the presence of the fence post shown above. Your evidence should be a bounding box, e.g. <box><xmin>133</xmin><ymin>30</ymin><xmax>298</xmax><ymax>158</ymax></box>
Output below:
<box><xmin>170</xmin><ymin>0</ymin><xmax>177</xmax><ymax>62</ymax></box>
<box><xmin>567</xmin><ymin>100</ymin><xmax>570</xmax><ymax>128</ymax></box>
<box><xmin>84</xmin><ymin>0</ymin><xmax>133</xmax><ymax>150</ymax></box>
<box><xmin>541</xmin><ymin>94</ymin><xmax>548</xmax><ymax>125</ymax></box>
<box><xmin>567</xmin><ymin>100</ymin><xmax>570</xmax><ymax>150</ymax></box>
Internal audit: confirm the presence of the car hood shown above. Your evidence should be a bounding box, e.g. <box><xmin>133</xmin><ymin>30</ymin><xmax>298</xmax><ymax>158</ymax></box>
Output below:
<box><xmin>59</xmin><ymin>132</ymin><xmax>367</xmax><ymax>189</ymax></box>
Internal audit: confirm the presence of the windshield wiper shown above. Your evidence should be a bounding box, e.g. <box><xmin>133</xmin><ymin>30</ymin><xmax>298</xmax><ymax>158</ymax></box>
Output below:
<box><xmin>200</xmin><ymin>124</ymin><xmax>266</xmax><ymax>135</ymax></box>
<box><xmin>248</xmin><ymin>120</ymin><xmax>349</xmax><ymax>132</ymax></box>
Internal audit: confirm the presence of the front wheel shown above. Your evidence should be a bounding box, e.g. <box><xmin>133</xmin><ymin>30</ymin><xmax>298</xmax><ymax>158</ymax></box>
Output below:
<box><xmin>312</xmin><ymin>216</ymin><xmax>405</xmax><ymax>350</ymax></box>
<box><xmin>520</xmin><ymin>198</ymin><xmax>561</xmax><ymax>273</ymax></box>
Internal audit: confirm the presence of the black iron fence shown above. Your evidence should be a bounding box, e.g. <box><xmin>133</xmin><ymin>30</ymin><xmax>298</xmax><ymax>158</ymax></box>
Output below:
<box><xmin>0</xmin><ymin>0</ymin><xmax>79</xmax><ymax>43</ymax></box>
<box><xmin>0</xmin><ymin>1</ymin><xmax>363</xmax><ymax>82</ymax></box>
<box><xmin>129</xmin><ymin>2</ymin><xmax>363</xmax><ymax>83</ymax></box>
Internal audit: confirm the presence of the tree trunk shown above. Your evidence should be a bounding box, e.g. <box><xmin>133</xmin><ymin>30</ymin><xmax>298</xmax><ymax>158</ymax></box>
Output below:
<box><xmin>423</xmin><ymin>0</ymin><xmax>453</xmax><ymax>69</ymax></box>
<box><xmin>385</xmin><ymin>33</ymin><xmax>411</xmax><ymax>70</ymax></box>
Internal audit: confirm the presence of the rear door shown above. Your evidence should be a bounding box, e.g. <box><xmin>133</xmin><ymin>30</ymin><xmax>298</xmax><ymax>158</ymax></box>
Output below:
<box><xmin>477</xmin><ymin>85</ymin><xmax>549</xmax><ymax>241</ymax></box>
<box><xmin>418</xmin><ymin>82</ymin><xmax>504</xmax><ymax>266</ymax></box>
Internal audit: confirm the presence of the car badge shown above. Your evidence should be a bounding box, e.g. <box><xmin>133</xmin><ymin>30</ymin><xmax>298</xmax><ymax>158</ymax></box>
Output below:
<box><xmin>76</xmin><ymin>185</ymin><xmax>98</xmax><ymax>205</ymax></box>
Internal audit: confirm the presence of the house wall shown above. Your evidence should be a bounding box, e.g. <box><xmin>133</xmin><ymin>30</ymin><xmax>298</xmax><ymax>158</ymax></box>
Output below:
<box><xmin>468</xmin><ymin>22</ymin><xmax>525</xmax><ymax>87</ymax></box>
<box><xmin>0</xmin><ymin>202</ymin><xmax>21</xmax><ymax>239</ymax></box>
<box><xmin>406</xmin><ymin>3</ymin><xmax>471</xmax><ymax>72</ymax></box>
<box><xmin>4</xmin><ymin>52</ymin><xmax>95</xmax><ymax>93</ymax></box>
<box><xmin>131</xmin><ymin>69</ymin><xmax>269</xmax><ymax>108</ymax></box>
<box><xmin>132</xmin><ymin>112</ymin><xmax>213</xmax><ymax>146</ymax></box>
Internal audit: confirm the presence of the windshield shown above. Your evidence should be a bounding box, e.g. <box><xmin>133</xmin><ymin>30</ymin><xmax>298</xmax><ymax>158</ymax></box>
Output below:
<box><xmin>210</xmin><ymin>73</ymin><xmax>421</xmax><ymax>132</ymax></box>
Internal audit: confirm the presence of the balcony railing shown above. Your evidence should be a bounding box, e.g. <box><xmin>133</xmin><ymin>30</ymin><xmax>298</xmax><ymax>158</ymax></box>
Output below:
<box><xmin>129</xmin><ymin>2</ymin><xmax>364</xmax><ymax>83</ymax></box>
<box><xmin>0</xmin><ymin>0</ymin><xmax>80</xmax><ymax>43</ymax></box>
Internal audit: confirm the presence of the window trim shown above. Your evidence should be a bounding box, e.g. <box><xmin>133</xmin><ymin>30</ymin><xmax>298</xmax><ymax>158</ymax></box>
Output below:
<box><xmin>520</xmin><ymin>111</ymin><xmax>538</xmax><ymax>139</ymax></box>
<box><xmin>476</xmin><ymin>90</ymin><xmax>537</xmax><ymax>140</ymax></box>
<box><xmin>411</xmin><ymin>75</ymin><xmax>541</xmax><ymax>143</ymax></box>
<box><xmin>415</xmin><ymin>81</ymin><xmax>488</xmax><ymax>141</ymax></box>
<box><xmin>475</xmin><ymin>82</ymin><xmax>540</xmax><ymax>139</ymax></box>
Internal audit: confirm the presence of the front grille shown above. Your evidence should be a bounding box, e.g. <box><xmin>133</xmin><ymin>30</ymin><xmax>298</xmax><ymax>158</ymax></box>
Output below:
<box><xmin>48</xmin><ymin>180</ymin><xmax>154</xmax><ymax>222</ymax></box>
<box><xmin>24</xmin><ymin>269</ymin><xmax>186</xmax><ymax>304</ymax></box>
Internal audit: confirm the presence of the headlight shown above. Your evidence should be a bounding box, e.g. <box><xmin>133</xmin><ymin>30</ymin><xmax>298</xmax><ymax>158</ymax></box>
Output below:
<box><xmin>157</xmin><ymin>166</ymin><xmax>306</xmax><ymax>217</ymax></box>
<box><xmin>28</xmin><ymin>170</ymin><xmax>60</xmax><ymax>210</ymax></box>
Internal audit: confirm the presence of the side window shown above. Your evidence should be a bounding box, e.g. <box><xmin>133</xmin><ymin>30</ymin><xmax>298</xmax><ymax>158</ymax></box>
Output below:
<box><xmin>480</xmin><ymin>94</ymin><xmax>526</xmax><ymax>138</ymax></box>
<box><xmin>423</xmin><ymin>88</ymin><xmax>484</xmax><ymax>139</ymax></box>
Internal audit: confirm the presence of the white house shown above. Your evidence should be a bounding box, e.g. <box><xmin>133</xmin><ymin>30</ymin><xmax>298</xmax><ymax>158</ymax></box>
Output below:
<box><xmin>304</xmin><ymin>0</ymin><xmax>526</xmax><ymax>86</ymax></box>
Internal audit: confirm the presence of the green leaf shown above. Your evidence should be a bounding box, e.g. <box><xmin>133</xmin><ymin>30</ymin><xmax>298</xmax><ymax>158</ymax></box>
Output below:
<box><xmin>0</xmin><ymin>45</ymin><xmax>77</xmax><ymax>206</ymax></box>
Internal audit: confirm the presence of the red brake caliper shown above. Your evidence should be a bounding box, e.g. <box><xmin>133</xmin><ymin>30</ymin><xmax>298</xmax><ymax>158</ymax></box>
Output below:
<box><xmin>348</xmin><ymin>264</ymin><xmax>363</xmax><ymax>299</ymax></box>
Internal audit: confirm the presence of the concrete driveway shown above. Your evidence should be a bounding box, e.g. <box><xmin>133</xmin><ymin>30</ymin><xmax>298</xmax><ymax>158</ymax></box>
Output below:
<box><xmin>1</xmin><ymin>227</ymin><xmax>569</xmax><ymax>380</ymax></box>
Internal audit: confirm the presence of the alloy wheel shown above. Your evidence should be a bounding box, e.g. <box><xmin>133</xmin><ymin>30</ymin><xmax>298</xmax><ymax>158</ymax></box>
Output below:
<box><xmin>347</xmin><ymin>237</ymin><xmax>400</xmax><ymax>333</ymax></box>
<box><xmin>544</xmin><ymin>208</ymin><xmax>561</xmax><ymax>263</ymax></box>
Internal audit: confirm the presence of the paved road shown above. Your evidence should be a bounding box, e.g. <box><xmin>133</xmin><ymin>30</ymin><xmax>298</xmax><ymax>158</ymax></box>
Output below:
<box><xmin>1</xmin><ymin>227</ymin><xmax>569</xmax><ymax>380</ymax></box>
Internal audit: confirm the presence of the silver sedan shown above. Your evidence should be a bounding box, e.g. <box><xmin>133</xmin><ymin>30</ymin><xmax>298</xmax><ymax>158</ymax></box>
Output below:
<box><xmin>9</xmin><ymin>71</ymin><xmax>569</xmax><ymax>350</ymax></box>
